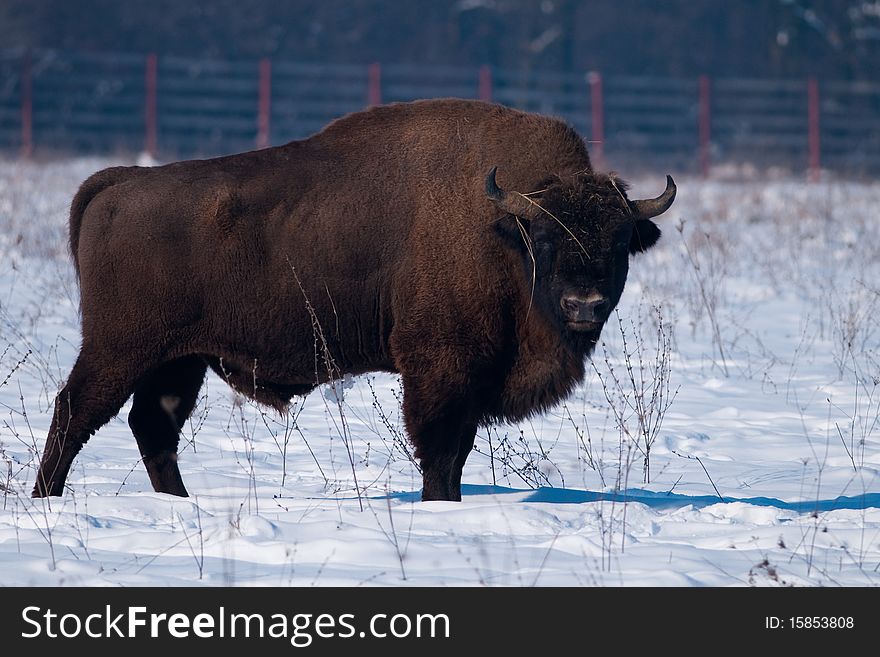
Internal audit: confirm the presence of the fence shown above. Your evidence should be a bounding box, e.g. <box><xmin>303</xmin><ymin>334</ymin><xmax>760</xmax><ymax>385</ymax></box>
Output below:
<box><xmin>2</xmin><ymin>48</ymin><xmax>880</xmax><ymax>177</ymax></box>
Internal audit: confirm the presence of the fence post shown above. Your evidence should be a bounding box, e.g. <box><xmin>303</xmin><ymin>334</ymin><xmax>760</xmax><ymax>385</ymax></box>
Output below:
<box><xmin>21</xmin><ymin>50</ymin><xmax>32</xmax><ymax>158</ymax></box>
<box><xmin>588</xmin><ymin>71</ymin><xmax>604</xmax><ymax>170</ymax></box>
<box><xmin>478</xmin><ymin>65</ymin><xmax>492</xmax><ymax>102</ymax></box>
<box><xmin>368</xmin><ymin>62</ymin><xmax>382</xmax><ymax>106</ymax></box>
<box><xmin>808</xmin><ymin>76</ymin><xmax>820</xmax><ymax>183</ymax></box>
<box><xmin>144</xmin><ymin>53</ymin><xmax>158</xmax><ymax>158</ymax></box>
<box><xmin>257</xmin><ymin>58</ymin><xmax>272</xmax><ymax>149</ymax></box>
<box><xmin>698</xmin><ymin>74</ymin><xmax>711</xmax><ymax>178</ymax></box>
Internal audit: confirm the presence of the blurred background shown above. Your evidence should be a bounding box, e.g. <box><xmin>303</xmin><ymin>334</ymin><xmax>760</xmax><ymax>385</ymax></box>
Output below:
<box><xmin>1</xmin><ymin>0</ymin><xmax>878</xmax><ymax>175</ymax></box>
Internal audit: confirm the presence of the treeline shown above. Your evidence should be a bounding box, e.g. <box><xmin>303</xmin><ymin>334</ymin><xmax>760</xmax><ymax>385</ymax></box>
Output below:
<box><xmin>2</xmin><ymin>0</ymin><xmax>877</xmax><ymax>80</ymax></box>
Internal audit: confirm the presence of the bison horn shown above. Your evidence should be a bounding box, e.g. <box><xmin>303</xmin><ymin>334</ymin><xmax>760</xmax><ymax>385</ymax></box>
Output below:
<box><xmin>486</xmin><ymin>167</ymin><xmax>545</xmax><ymax>221</ymax></box>
<box><xmin>631</xmin><ymin>175</ymin><xmax>677</xmax><ymax>219</ymax></box>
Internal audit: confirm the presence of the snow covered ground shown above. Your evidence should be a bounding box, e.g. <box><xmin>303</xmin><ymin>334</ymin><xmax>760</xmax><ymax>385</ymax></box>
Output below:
<box><xmin>1</xmin><ymin>157</ymin><xmax>879</xmax><ymax>586</ymax></box>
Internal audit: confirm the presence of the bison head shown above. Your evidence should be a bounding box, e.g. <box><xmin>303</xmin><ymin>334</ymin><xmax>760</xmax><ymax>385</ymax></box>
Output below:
<box><xmin>487</xmin><ymin>167</ymin><xmax>675</xmax><ymax>344</ymax></box>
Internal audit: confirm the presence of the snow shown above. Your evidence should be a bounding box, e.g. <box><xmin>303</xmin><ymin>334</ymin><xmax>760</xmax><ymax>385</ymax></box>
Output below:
<box><xmin>1</xmin><ymin>157</ymin><xmax>879</xmax><ymax>586</ymax></box>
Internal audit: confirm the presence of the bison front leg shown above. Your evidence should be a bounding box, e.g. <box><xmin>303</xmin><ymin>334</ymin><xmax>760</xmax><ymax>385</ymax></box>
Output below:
<box><xmin>401</xmin><ymin>373</ymin><xmax>478</xmax><ymax>502</ymax></box>
<box><xmin>416</xmin><ymin>420</ymin><xmax>478</xmax><ymax>502</ymax></box>
<box><xmin>450</xmin><ymin>423</ymin><xmax>477</xmax><ymax>500</ymax></box>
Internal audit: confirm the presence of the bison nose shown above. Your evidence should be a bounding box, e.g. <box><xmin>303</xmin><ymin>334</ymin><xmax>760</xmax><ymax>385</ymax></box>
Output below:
<box><xmin>560</xmin><ymin>294</ymin><xmax>610</xmax><ymax>323</ymax></box>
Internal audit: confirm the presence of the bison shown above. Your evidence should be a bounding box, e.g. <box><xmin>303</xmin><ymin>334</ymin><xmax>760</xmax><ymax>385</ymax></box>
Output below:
<box><xmin>33</xmin><ymin>98</ymin><xmax>675</xmax><ymax>502</ymax></box>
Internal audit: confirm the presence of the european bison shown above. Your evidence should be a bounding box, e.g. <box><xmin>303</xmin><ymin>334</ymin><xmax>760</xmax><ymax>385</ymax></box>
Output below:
<box><xmin>34</xmin><ymin>98</ymin><xmax>675</xmax><ymax>501</ymax></box>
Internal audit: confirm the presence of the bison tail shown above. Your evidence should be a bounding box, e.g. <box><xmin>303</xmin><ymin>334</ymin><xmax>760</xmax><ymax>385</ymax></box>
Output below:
<box><xmin>68</xmin><ymin>166</ymin><xmax>132</xmax><ymax>278</ymax></box>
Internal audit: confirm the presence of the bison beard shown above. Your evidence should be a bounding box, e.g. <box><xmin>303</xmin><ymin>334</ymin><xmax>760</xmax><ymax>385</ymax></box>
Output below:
<box><xmin>32</xmin><ymin>99</ymin><xmax>676</xmax><ymax>502</ymax></box>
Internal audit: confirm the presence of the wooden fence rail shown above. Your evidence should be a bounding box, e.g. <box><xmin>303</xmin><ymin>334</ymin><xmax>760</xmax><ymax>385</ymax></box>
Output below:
<box><xmin>2</xmin><ymin>48</ymin><xmax>880</xmax><ymax>177</ymax></box>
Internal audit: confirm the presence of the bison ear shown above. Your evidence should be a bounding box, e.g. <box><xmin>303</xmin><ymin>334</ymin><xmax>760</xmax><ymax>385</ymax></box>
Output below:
<box><xmin>630</xmin><ymin>219</ymin><xmax>661</xmax><ymax>254</ymax></box>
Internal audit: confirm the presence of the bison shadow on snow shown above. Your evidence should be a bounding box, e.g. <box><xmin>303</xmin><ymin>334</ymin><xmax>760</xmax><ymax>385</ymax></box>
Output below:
<box><xmin>377</xmin><ymin>485</ymin><xmax>880</xmax><ymax>513</ymax></box>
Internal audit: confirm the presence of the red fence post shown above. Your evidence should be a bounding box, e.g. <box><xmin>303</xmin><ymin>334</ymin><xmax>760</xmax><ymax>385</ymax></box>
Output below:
<box><xmin>368</xmin><ymin>63</ymin><xmax>382</xmax><ymax>106</ymax></box>
<box><xmin>21</xmin><ymin>50</ymin><xmax>32</xmax><ymax>158</ymax></box>
<box><xmin>144</xmin><ymin>53</ymin><xmax>158</xmax><ymax>158</ymax></box>
<box><xmin>588</xmin><ymin>71</ymin><xmax>604</xmax><ymax>170</ymax></box>
<box><xmin>257</xmin><ymin>58</ymin><xmax>272</xmax><ymax>149</ymax></box>
<box><xmin>478</xmin><ymin>65</ymin><xmax>492</xmax><ymax>102</ymax></box>
<box><xmin>698</xmin><ymin>74</ymin><xmax>711</xmax><ymax>178</ymax></box>
<box><xmin>808</xmin><ymin>76</ymin><xmax>820</xmax><ymax>183</ymax></box>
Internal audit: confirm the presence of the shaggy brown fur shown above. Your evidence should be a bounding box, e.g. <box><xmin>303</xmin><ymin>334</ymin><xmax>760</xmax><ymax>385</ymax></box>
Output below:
<box><xmin>33</xmin><ymin>99</ymin><xmax>675</xmax><ymax>501</ymax></box>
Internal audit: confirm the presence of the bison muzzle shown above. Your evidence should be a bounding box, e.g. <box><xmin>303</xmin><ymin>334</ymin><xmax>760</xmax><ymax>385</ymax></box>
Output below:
<box><xmin>33</xmin><ymin>98</ymin><xmax>676</xmax><ymax>502</ymax></box>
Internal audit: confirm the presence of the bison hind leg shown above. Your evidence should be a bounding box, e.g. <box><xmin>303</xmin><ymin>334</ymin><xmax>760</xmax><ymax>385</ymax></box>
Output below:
<box><xmin>33</xmin><ymin>351</ymin><xmax>142</xmax><ymax>497</ymax></box>
<box><xmin>128</xmin><ymin>355</ymin><xmax>207</xmax><ymax>496</ymax></box>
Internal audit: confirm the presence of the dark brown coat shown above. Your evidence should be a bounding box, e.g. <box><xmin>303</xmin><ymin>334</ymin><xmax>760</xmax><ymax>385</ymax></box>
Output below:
<box><xmin>34</xmin><ymin>99</ymin><xmax>675</xmax><ymax>501</ymax></box>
